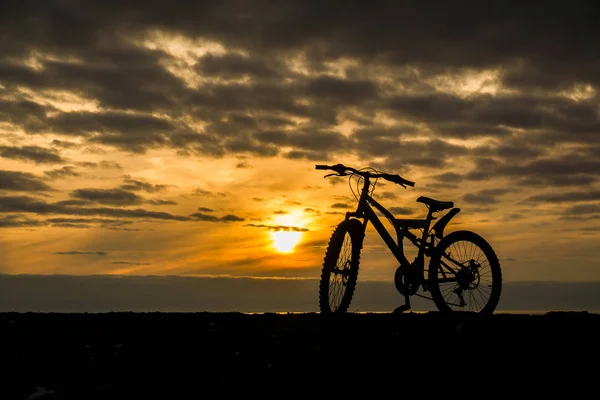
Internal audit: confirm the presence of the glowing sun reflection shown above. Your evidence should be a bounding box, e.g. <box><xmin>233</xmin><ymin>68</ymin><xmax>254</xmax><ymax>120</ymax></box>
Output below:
<box><xmin>271</xmin><ymin>230</ymin><xmax>302</xmax><ymax>253</ymax></box>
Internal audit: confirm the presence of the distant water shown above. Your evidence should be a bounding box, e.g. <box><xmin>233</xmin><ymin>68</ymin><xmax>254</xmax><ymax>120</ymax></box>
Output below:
<box><xmin>260</xmin><ymin>309</ymin><xmax>600</xmax><ymax>316</ymax></box>
<box><xmin>2</xmin><ymin>274</ymin><xmax>600</xmax><ymax>314</ymax></box>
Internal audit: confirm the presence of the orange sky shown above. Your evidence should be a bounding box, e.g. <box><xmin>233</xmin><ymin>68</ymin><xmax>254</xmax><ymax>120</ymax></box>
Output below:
<box><xmin>1</xmin><ymin>2</ymin><xmax>599</xmax><ymax>284</ymax></box>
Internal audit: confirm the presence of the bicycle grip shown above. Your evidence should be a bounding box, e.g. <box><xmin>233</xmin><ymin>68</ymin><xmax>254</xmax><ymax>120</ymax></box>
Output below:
<box><xmin>315</xmin><ymin>165</ymin><xmax>329</xmax><ymax>170</ymax></box>
<box><xmin>402</xmin><ymin>177</ymin><xmax>416</xmax><ymax>187</ymax></box>
<box><xmin>387</xmin><ymin>174</ymin><xmax>415</xmax><ymax>187</ymax></box>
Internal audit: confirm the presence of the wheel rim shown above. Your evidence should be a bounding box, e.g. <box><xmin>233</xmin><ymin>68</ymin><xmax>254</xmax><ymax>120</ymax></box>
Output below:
<box><xmin>437</xmin><ymin>240</ymin><xmax>494</xmax><ymax>312</ymax></box>
<box><xmin>329</xmin><ymin>232</ymin><xmax>353</xmax><ymax>311</ymax></box>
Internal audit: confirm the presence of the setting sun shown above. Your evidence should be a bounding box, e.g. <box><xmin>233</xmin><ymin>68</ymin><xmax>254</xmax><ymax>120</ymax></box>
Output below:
<box><xmin>271</xmin><ymin>230</ymin><xmax>303</xmax><ymax>253</ymax></box>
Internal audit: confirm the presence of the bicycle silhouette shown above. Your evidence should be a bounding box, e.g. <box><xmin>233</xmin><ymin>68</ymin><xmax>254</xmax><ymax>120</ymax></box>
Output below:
<box><xmin>315</xmin><ymin>163</ymin><xmax>502</xmax><ymax>315</ymax></box>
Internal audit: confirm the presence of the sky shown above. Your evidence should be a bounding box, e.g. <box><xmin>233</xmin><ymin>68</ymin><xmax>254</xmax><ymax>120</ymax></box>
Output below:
<box><xmin>1</xmin><ymin>0</ymin><xmax>600</xmax><ymax>298</ymax></box>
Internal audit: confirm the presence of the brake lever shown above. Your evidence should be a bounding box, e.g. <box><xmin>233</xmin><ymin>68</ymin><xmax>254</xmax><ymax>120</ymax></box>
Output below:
<box><xmin>324</xmin><ymin>173</ymin><xmax>347</xmax><ymax>178</ymax></box>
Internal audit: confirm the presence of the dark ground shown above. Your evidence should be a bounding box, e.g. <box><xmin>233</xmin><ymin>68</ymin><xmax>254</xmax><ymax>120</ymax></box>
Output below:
<box><xmin>2</xmin><ymin>311</ymin><xmax>599</xmax><ymax>398</ymax></box>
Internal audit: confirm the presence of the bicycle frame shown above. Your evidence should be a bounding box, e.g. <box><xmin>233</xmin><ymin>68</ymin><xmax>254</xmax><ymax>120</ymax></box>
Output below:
<box><xmin>316</xmin><ymin>164</ymin><xmax>501</xmax><ymax>314</ymax></box>
<box><xmin>344</xmin><ymin>175</ymin><xmax>458</xmax><ymax>272</ymax></box>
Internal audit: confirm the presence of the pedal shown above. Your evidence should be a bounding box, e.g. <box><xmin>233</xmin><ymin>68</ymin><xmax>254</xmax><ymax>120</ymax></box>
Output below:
<box><xmin>393</xmin><ymin>304</ymin><xmax>411</xmax><ymax>314</ymax></box>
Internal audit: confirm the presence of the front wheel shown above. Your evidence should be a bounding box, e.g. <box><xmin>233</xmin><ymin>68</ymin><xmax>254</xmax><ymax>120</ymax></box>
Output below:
<box><xmin>428</xmin><ymin>230</ymin><xmax>502</xmax><ymax>315</ymax></box>
<box><xmin>319</xmin><ymin>219</ymin><xmax>364</xmax><ymax>314</ymax></box>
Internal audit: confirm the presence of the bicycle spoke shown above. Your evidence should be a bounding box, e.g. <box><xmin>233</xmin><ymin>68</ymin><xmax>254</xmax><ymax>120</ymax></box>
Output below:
<box><xmin>329</xmin><ymin>232</ymin><xmax>353</xmax><ymax>311</ymax></box>
<box><xmin>431</xmin><ymin>234</ymin><xmax>501</xmax><ymax>313</ymax></box>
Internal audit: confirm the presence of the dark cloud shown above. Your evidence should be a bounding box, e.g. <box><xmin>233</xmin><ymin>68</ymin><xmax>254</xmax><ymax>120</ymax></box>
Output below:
<box><xmin>386</xmin><ymin>94</ymin><xmax>470</xmax><ymax>128</ymax></box>
<box><xmin>196</xmin><ymin>53</ymin><xmax>276</xmax><ymax>79</ymax></box>
<box><xmin>0</xmin><ymin>170</ymin><xmax>53</xmax><ymax>192</ymax></box>
<box><xmin>111</xmin><ymin>261</ymin><xmax>151</xmax><ymax>265</ymax></box>
<box><xmin>327</xmin><ymin>177</ymin><xmax>346</xmax><ymax>186</ymax></box>
<box><xmin>424</xmin><ymin>183</ymin><xmax>460</xmax><ymax>192</ymax></box>
<box><xmin>46</xmin><ymin>218</ymin><xmax>134</xmax><ymax>230</ymax></box>
<box><xmin>50</xmin><ymin>140</ymin><xmax>80</xmax><ymax>149</ymax></box>
<box><xmin>220</xmin><ymin>214</ymin><xmax>245</xmax><ymax>222</ymax></box>
<box><xmin>54</xmin><ymin>251</ymin><xmax>108</xmax><ymax>256</ymax></box>
<box><xmin>0</xmin><ymin>145</ymin><xmax>64</xmax><ymax>164</ymax></box>
<box><xmin>0</xmin><ymin>98</ymin><xmax>49</xmax><ymax>131</ymax></box>
<box><xmin>2</xmin><ymin>2</ymin><xmax>598</xmax><ymax>81</ymax></box>
<box><xmin>462</xmin><ymin>188</ymin><xmax>514</xmax><ymax>205</ymax></box>
<box><xmin>333</xmin><ymin>195</ymin><xmax>353</xmax><ymax>202</ymax></box>
<box><xmin>146</xmin><ymin>199</ymin><xmax>177</xmax><ymax>206</ymax></box>
<box><xmin>0</xmin><ymin>195</ymin><xmax>191</xmax><ymax>221</ymax></box>
<box><xmin>524</xmin><ymin>190</ymin><xmax>600</xmax><ymax>204</ymax></box>
<box><xmin>283</xmin><ymin>149</ymin><xmax>331</xmax><ymax>161</ymax></box>
<box><xmin>54</xmin><ymin>199</ymin><xmax>93</xmax><ymax>207</ymax></box>
<box><xmin>377</xmin><ymin>192</ymin><xmax>397</xmax><ymax>200</ymax></box>
<box><xmin>297</xmin><ymin>238</ymin><xmax>328</xmax><ymax>248</ymax></box>
<box><xmin>189</xmin><ymin>212</ymin><xmax>245</xmax><ymax>222</ymax></box>
<box><xmin>78</xmin><ymin>160</ymin><xmax>123</xmax><ymax>169</ymax></box>
<box><xmin>477</xmin><ymin>143</ymin><xmax>546</xmax><ymax>161</ymax></box>
<box><xmin>577</xmin><ymin>226</ymin><xmax>600</xmax><ymax>232</ymax></box>
<box><xmin>561</xmin><ymin>204</ymin><xmax>600</xmax><ymax>216</ymax></box>
<box><xmin>0</xmin><ymin>1</ymin><xmax>598</xmax><ymax>180</ymax></box>
<box><xmin>197</xmin><ymin>207</ymin><xmax>214</xmax><ymax>212</ymax></box>
<box><xmin>44</xmin><ymin>166</ymin><xmax>79</xmax><ymax>179</ymax></box>
<box><xmin>331</xmin><ymin>203</ymin><xmax>350</xmax><ymax>209</ymax></box>
<box><xmin>51</xmin><ymin>222</ymin><xmax>91</xmax><ymax>229</ymax></box>
<box><xmin>375</xmin><ymin>85</ymin><xmax>599</xmax><ymax>164</ymax></box>
<box><xmin>47</xmin><ymin>111</ymin><xmax>177</xmax><ymax>153</ymax></box>
<box><xmin>236</xmin><ymin>161</ymin><xmax>251</xmax><ymax>168</ymax></box>
<box><xmin>106</xmin><ymin>227</ymin><xmax>144</xmax><ymax>232</ymax></box>
<box><xmin>356</xmin><ymin>138</ymin><xmax>469</xmax><ymax>170</ymax></box>
<box><xmin>120</xmin><ymin>175</ymin><xmax>169</xmax><ymax>193</ymax></box>
<box><xmin>501</xmin><ymin>212</ymin><xmax>526</xmax><ymax>221</ymax></box>
<box><xmin>304</xmin><ymin>75</ymin><xmax>378</xmax><ymax>106</ymax></box>
<box><xmin>466</xmin><ymin>155</ymin><xmax>600</xmax><ymax>188</ymax></box>
<box><xmin>388</xmin><ymin>207</ymin><xmax>414</xmax><ymax>215</ymax></box>
<box><xmin>41</xmin><ymin>216</ymin><xmax>140</xmax><ymax>230</ymax></box>
<box><xmin>71</xmin><ymin>188</ymin><xmax>145</xmax><ymax>206</ymax></box>
<box><xmin>503</xmin><ymin>159</ymin><xmax>600</xmax><ymax>187</ymax></box>
<box><xmin>0</xmin><ymin>45</ymin><xmax>186</xmax><ymax>112</ymax></box>
<box><xmin>245</xmin><ymin>224</ymin><xmax>309</xmax><ymax>232</ymax></box>
<box><xmin>430</xmin><ymin>172</ymin><xmax>464</xmax><ymax>184</ymax></box>
<box><xmin>256</xmin><ymin>128</ymin><xmax>350</xmax><ymax>154</ymax></box>
<box><xmin>188</xmin><ymin>212</ymin><xmax>217</xmax><ymax>222</ymax></box>
<box><xmin>560</xmin><ymin>214</ymin><xmax>600</xmax><ymax>222</ymax></box>
<box><xmin>0</xmin><ymin>215</ymin><xmax>46</xmax><ymax>228</ymax></box>
<box><xmin>192</xmin><ymin>188</ymin><xmax>215</xmax><ymax>196</ymax></box>
<box><xmin>188</xmin><ymin>82</ymin><xmax>314</xmax><ymax>122</ymax></box>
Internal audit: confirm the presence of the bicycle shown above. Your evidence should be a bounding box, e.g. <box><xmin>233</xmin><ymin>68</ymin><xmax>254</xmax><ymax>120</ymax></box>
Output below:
<box><xmin>315</xmin><ymin>163</ymin><xmax>502</xmax><ymax>315</ymax></box>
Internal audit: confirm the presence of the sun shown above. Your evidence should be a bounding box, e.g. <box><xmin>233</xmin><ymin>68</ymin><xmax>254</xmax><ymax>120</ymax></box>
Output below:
<box><xmin>269</xmin><ymin>210</ymin><xmax>308</xmax><ymax>253</ymax></box>
<box><xmin>271</xmin><ymin>230</ymin><xmax>302</xmax><ymax>253</ymax></box>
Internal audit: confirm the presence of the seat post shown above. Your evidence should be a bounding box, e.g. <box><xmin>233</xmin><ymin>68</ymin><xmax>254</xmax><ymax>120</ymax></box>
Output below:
<box><xmin>426</xmin><ymin>206</ymin><xmax>435</xmax><ymax>221</ymax></box>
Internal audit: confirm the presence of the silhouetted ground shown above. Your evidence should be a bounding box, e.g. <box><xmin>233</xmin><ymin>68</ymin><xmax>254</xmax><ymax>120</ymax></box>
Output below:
<box><xmin>2</xmin><ymin>311</ymin><xmax>599</xmax><ymax>398</ymax></box>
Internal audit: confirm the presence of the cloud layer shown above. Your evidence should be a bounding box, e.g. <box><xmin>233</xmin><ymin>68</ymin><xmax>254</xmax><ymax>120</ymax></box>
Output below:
<box><xmin>1</xmin><ymin>1</ymin><xmax>599</xmax><ymax>280</ymax></box>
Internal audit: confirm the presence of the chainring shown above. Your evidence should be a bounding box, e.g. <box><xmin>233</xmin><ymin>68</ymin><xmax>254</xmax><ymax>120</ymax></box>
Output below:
<box><xmin>394</xmin><ymin>265</ymin><xmax>421</xmax><ymax>296</ymax></box>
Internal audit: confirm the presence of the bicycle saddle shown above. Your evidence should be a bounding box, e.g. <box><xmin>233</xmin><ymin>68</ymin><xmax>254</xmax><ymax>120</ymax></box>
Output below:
<box><xmin>416</xmin><ymin>196</ymin><xmax>454</xmax><ymax>211</ymax></box>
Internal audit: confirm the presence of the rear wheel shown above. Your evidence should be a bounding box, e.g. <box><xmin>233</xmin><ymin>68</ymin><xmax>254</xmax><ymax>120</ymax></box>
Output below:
<box><xmin>428</xmin><ymin>230</ymin><xmax>502</xmax><ymax>315</ymax></box>
<box><xmin>319</xmin><ymin>219</ymin><xmax>364</xmax><ymax>314</ymax></box>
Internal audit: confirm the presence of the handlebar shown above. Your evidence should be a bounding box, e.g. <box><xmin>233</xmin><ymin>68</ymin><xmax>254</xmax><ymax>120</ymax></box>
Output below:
<box><xmin>315</xmin><ymin>163</ymin><xmax>415</xmax><ymax>187</ymax></box>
